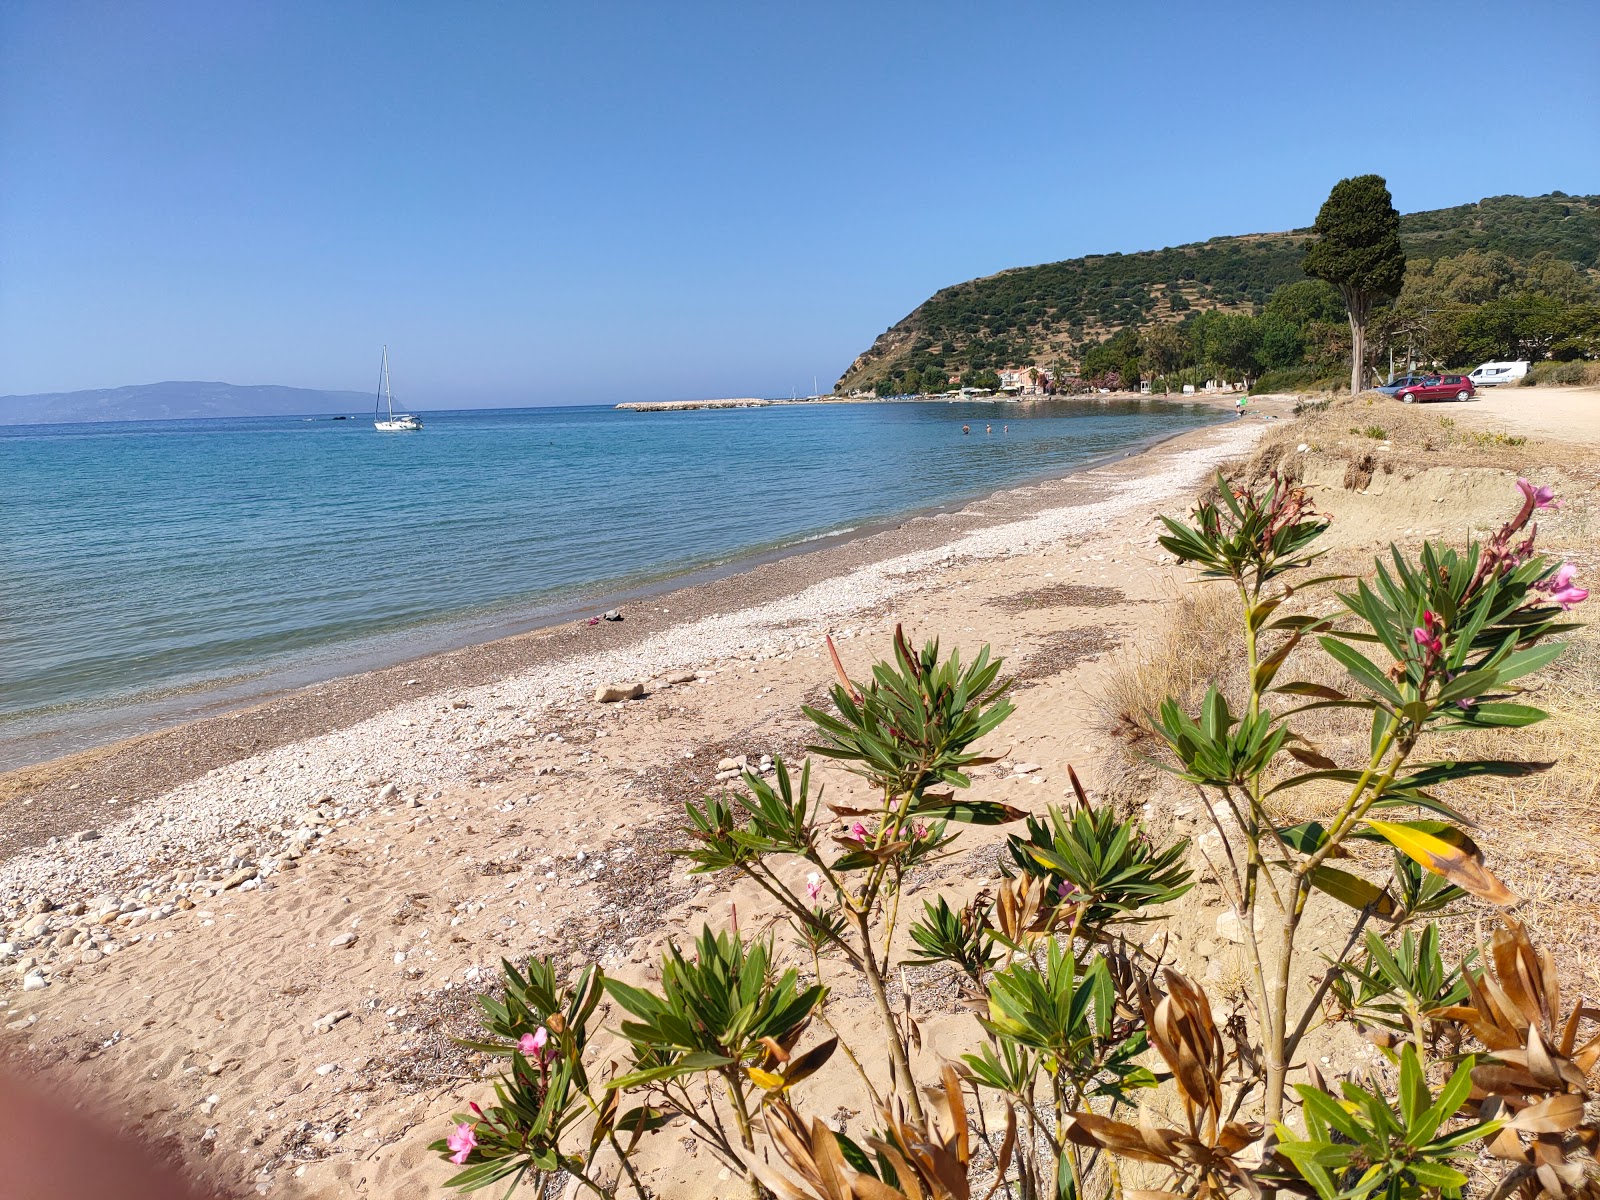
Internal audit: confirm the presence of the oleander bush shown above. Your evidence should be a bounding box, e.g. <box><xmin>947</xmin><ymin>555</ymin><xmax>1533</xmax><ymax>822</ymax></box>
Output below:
<box><xmin>432</xmin><ymin>474</ymin><xmax>1594</xmax><ymax>1199</ymax></box>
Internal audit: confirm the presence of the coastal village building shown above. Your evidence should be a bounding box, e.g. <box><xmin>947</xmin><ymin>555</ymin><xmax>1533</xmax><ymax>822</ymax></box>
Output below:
<box><xmin>997</xmin><ymin>367</ymin><xmax>1048</xmax><ymax>394</ymax></box>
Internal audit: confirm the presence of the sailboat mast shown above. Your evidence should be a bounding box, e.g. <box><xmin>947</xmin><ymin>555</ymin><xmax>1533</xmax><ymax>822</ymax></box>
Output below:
<box><xmin>371</xmin><ymin>344</ymin><xmax>421</xmax><ymax>429</ymax></box>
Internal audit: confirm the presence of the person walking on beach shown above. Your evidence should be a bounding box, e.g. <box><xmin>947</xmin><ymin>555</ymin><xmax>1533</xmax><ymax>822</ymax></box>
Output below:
<box><xmin>1235</xmin><ymin>394</ymin><xmax>1247</xmax><ymax>417</ymax></box>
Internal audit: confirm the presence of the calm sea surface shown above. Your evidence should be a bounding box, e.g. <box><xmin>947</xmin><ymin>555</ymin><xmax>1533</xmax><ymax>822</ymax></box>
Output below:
<box><xmin>0</xmin><ymin>399</ymin><xmax>1228</xmax><ymax>765</ymax></box>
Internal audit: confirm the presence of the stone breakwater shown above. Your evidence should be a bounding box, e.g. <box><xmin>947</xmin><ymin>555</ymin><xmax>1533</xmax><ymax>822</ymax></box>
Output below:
<box><xmin>614</xmin><ymin>397</ymin><xmax>769</xmax><ymax>411</ymax></box>
<box><xmin>0</xmin><ymin>422</ymin><xmax>1261</xmax><ymax>1006</ymax></box>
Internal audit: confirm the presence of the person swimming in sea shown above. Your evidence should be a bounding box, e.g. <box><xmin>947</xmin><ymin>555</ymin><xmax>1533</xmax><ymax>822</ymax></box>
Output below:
<box><xmin>962</xmin><ymin>424</ymin><xmax>970</xmax><ymax>434</ymax></box>
<box><xmin>985</xmin><ymin>424</ymin><xmax>992</xmax><ymax>434</ymax></box>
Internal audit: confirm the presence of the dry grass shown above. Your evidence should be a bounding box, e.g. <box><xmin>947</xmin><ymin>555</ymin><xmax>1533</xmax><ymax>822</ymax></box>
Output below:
<box><xmin>1453</xmin><ymin>634</ymin><xmax>1600</xmax><ymax>870</ymax></box>
<box><xmin>1106</xmin><ymin>397</ymin><xmax>1600</xmax><ymax>998</ymax></box>
<box><xmin>1243</xmin><ymin>393</ymin><xmax>1600</xmax><ymax>487</ymax></box>
<box><xmin>1093</xmin><ymin>584</ymin><xmax>1241</xmax><ymax>804</ymax></box>
<box><xmin>989</xmin><ymin>582</ymin><xmax>1125</xmax><ymax>614</ymax></box>
<box><xmin>1432</xmin><ymin>629</ymin><xmax>1600</xmax><ymax>994</ymax></box>
<box><xmin>1520</xmin><ymin>361</ymin><xmax>1600</xmax><ymax>388</ymax></box>
<box><xmin>1095</xmin><ymin>583</ymin><xmax>1240</xmax><ymax>747</ymax></box>
<box><xmin>1231</xmin><ymin>546</ymin><xmax>1600</xmax><ymax>996</ymax></box>
<box><xmin>1068</xmin><ymin>407</ymin><xmax>1600</xmax><ymax>1200</ymax></box>
<box><xmin>1010</xmin><ymin>625</ymin><xmax>1123</xmax><ymax>691</ymax></box>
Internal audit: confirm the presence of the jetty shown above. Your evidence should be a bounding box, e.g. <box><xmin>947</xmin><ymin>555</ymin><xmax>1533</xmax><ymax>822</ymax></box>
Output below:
<box><xmin>615</xmin><ymin>397</ymin><xmax>769</xmax><ymax>412</ymax></box>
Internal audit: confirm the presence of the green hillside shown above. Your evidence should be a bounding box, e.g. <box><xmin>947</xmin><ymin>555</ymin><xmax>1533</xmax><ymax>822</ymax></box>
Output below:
<box><xmin>837</xmin><ymin>192</ymin><xmax>1600</xmax><ymax>393</ymax></box>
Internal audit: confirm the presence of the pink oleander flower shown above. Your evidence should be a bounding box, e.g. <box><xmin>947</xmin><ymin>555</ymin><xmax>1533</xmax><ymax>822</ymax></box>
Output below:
<box><xmin>1546</xmin><ymin>563</ymin><xmax>1589</xmax><ymax>609</ymax></box>
<box><xmin>519</xmin><ymin>1027</ymin><xmax>551</xmax><ymax>1062</ymax></box>
<box><xmin>1412</xmin><ymin>626</ymin><xmax>1443</xmax><ymax>657</ymax></box>
<box><xmin>468</xmin><ymin>1101</ymin><xmax>484</xmax><ymax>1118</ymax></box>
<box><xmin>805</xmin><ymin>872</ymin><xmax>823</xmax><ymax>903</ymax></box>
<box><xmin>1517</xmin><ymin>478</ymin><xmax>1561</xmax><ymax>510</ymax></box>
<box><xmin>913</xmin><ymin>822</ymin><xmax>930</xmax><ymax>841</ymax></box>
<box><xmin>850</xmin><ymin>822</ymin><xmax>869</xmax><ymax>842</ymax></box>
<box><xmin>1412</xmin><ymin>610</ymin><xmax>1444</xmax><ymax>657</ymax></box>
<box><xmin>447</xmin><ymin>1122</ymin><xmax>477</xmax><ymax>1165</ymax></box>
<box><xmin>1057</xmin><ymin>880</ymin><xmax>1081</xmax><ymax>900</ymax></box>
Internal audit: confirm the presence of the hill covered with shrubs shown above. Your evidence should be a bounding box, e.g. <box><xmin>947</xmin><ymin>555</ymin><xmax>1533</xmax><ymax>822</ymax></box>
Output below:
<box><xmin>837</xmin><ymin>192</ymin><xmax>1600</xmax><ymax>395</ymax></box>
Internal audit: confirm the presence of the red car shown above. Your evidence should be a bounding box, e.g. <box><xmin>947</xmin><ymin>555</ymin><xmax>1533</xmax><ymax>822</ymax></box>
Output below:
<box><xmin>1395</xmin><ymin>374</ymin><xmax>1475</xmax><ymax>403</ymax></box>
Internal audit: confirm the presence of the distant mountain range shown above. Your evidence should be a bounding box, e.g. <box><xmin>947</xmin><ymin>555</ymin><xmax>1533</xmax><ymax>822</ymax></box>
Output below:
<box><xmin>0</xmin><ymin>381</ymin><xmax>374</xmax><ymax>425</ymax></box>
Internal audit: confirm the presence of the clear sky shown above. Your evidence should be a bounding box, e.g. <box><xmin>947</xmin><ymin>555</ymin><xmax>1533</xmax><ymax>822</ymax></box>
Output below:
<box><xmin>3</xmin><ymin>0</ymin><xmax>1597</xmax><ymax>405</ymax></box>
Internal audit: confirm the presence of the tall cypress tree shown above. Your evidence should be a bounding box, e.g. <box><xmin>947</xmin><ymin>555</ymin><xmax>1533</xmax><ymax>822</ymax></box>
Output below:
<box><xmin>1303</xmin><ymin>176</ymin><xmax>1406</xmax><ymax>393</ymax></box>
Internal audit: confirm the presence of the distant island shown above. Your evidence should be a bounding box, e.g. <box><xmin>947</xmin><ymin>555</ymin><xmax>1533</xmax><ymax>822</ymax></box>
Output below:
<box><xmin>837</xmin><ymin>192</ymin><xmax>1600</xmax><ymax>396</ymax></box>
<box><xmin>0</xmin><ymin>381</ymin><xmax>372</xmax><ymax>425</ymax></box>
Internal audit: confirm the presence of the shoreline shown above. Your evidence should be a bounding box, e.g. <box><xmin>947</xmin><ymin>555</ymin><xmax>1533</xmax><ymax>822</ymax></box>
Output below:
<box><xmin>0</xmin><ymin>397</ymin><xmax>1245</xmax><ymax>777</ymax></box>
<box><xmin>0</xmin><ymin>409</ymin><xmax>1279</xmax><ymax>1199</ymax></box>
<box><xmin>2</xmin><ymin>390</ymin><xmax>1593</xmax><ymax>1200</ymax></box>
<box><xmin>0</xmin><ymin>408</ymin><xmax>1277</xmax><ymax>884</ymax></box>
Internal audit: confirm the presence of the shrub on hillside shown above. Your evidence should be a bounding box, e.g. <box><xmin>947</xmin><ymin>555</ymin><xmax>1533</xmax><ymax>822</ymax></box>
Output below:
<box><xmin>1251</xmin><ymin>365</ymin><xmax>1341</xmax><ymax>394</ymax></box>
<box><xmin>1519</xmin><ymin>360</ymin><xmax>1600</xmax><ymax>387</ymax></box>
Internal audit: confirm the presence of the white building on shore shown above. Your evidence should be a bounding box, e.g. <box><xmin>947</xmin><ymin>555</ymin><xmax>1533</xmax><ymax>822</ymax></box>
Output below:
<box><xmin>997</xmin><ymin>367</ymin><xmax>1047</xmax><ymax>394</ymax></box>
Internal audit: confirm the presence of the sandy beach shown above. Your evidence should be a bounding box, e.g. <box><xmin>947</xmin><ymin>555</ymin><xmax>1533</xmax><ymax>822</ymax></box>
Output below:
<box><xmin>0</xmin><ymin>405</ymin><xmax>1276</xmax><ymax>1193</ymax></box>
<box><xmin>3</xmin><ymin>386</ymin><xmax>1596</xmax><ymax>1200</ymax></box>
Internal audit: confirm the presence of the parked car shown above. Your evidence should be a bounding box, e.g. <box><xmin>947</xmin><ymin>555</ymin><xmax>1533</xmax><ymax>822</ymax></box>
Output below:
<box><xmin>1376</xmin><ymin>373</ymin><xmax>1432</xmax><ymax>396</ymax></box>
<box><xmin>1468</xmin><ymin>360</ymin><xmax>1530</xmax><ymax>387</ymax></box>
<box><xmin>1395</xmin><ymin>374</ymin><xmax>1475</xmax><ymax>403</ymax></box>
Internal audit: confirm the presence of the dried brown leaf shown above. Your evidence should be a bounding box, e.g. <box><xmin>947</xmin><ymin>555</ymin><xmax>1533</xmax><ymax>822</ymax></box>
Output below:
<box><xmin>1509</xmin><ymin>1093</ymin><xmax>1585</xmax><ymax>1134</ymax></box>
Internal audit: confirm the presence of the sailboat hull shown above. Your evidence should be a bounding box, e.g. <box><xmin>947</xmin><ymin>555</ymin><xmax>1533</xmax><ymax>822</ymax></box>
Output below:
<box><xmin>374</xmin><ymin>416</ymin><xmax>423</xmax><ymax>431</ymax></box>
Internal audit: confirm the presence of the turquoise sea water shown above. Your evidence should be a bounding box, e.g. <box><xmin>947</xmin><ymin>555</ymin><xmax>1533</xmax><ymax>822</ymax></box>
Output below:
<box><xmin>0</xmin><ymin>399</ymin><xmax>1228</xmax><ymax>765</ymax></box>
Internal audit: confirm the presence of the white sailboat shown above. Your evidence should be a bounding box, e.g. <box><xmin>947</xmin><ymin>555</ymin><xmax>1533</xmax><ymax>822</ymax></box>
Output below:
<box><xmin>374</xmin><ymin>347</ymin><xmax>422</xmax><ymax>431</ymax></box>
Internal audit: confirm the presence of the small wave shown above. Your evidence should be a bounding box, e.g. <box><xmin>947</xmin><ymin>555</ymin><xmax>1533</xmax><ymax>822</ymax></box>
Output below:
<box><xmin>783</xmin><ymin>526</ymin><xmax>858</xmax><ymax>547</ymax></box>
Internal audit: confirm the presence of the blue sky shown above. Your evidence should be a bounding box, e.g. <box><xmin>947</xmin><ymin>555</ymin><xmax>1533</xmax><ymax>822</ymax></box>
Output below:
<box><xmin>3</xmin><ymin>0</ymin><xmax>1597</xmax><ymax>405</ymax></box>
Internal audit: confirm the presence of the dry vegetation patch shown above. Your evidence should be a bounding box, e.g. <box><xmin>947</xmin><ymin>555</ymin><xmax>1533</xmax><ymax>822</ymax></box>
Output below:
<box><xmin>1010</xmin><ymin>625</ymin><xmax>1124</xmax><ymax>691</ymax></box>
<box><xmin>1245</xmin><ymin>393</ymin><xmax>1600</xmax><ymax>488</ymax></box>
<box><xmin>1437</xmin><ymin>630</ymin><xmax>1600</xmax><ymax>985</ymax></box>
<box><xmin>988</xmin><ymin>582</ymin><xmax>1127</xmax><ymax>613</ymax></box>
<box><xmin>1101</xmin><ymin>398</ymin><xmax>1600</xmax><ymax>999</ymax></box>
<box><xmin>1095</xmin><ymin>586</ymin><xmax>1240</xmax><ymax>746</ymax></box>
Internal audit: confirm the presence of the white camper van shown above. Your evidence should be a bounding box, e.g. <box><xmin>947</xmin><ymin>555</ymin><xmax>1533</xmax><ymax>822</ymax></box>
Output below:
<box><xmin>1468</xmin><ymin>360</ymin><xmax>1530</xmax><ymax>388</ymax></box>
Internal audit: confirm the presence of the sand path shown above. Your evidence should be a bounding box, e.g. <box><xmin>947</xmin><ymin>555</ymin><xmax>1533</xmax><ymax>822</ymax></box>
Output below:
<box><xmin>1452</xmin><ymin>383</ymin><xmax>1599</xmax><ymax>441</ymax></box>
